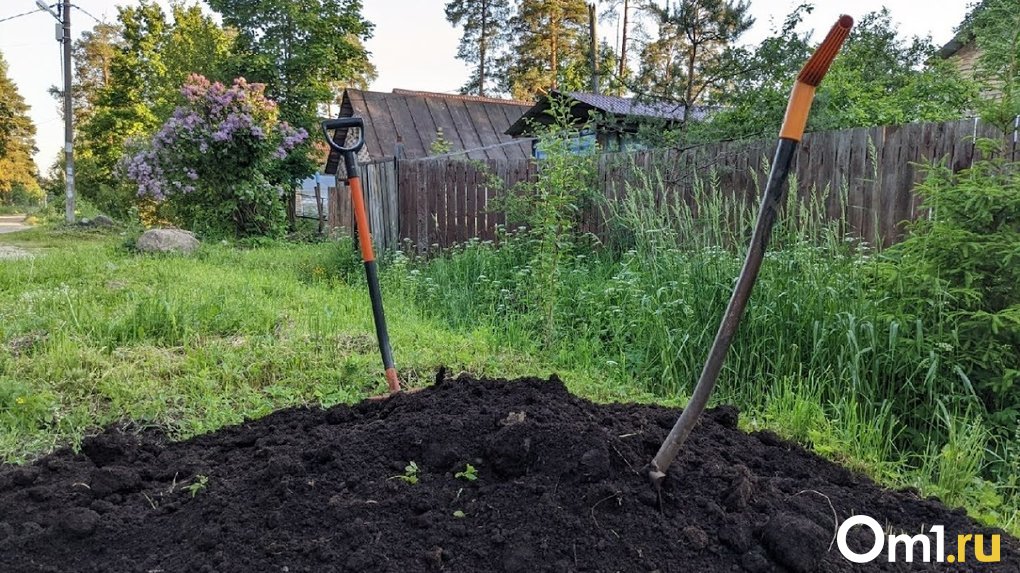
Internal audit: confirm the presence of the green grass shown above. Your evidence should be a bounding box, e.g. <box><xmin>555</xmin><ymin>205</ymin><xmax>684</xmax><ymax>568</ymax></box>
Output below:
<box><xmin>0</xmin><ymin>227</ymin><xmax>662</xmax><ymax>465</ymax></box>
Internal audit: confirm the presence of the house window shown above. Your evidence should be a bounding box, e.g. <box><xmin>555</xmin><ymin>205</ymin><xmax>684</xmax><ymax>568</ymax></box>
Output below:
<box><xmin>532</xmin><ymin>129</ymin><xmax>597</xmax><ymax>159</ymax></box>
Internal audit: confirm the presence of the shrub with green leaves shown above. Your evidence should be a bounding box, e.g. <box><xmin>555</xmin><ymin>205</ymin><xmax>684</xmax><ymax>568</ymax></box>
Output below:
<box><xmin>880</xmin><ymin>139</ymin><xmax>1020</xmax><ymax>430</ymax></box>
<box><xmin>499</xmin><ymin>98</ymin><xmax>599</xmax><ymax>346</ymax></box>
<box><xmin>124</xmin><ymin>74</ymin><xmax>310</xmax><ymax>238</ymax></box>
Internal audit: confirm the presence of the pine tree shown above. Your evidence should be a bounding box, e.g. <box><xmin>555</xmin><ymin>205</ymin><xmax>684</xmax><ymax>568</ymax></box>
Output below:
<box><xmin>0</xmin><ymin>52</ymin><xmax>41</xmax><ymax>205</ymax></box>
<box><xmin>505</xmin><ymin>0</ymin><xmax>592</xmax><ymax>99</ymax></box>
<box><xmin>634</xmin><ymin>0</ymin><xmax>753</xmax><ymax>123</ymax></box>
<box><xmin>446</xmin><ymin>0</ymin><xmax>512</xmax><ymax>97</ymax></box>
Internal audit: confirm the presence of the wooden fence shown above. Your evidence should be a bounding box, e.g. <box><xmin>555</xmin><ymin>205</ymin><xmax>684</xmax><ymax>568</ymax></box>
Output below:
<box><xmin>327</xmin><ymin>118</ymin><xmax>1017</xmax><ymax>251</ymax></box>
<box><xmin>328</xmin><ymin>159</ymin><xmax>399</xmax><ymax>249</ymax></box>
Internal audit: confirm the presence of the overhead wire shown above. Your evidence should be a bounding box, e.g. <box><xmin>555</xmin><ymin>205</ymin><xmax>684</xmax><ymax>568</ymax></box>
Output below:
<box><xmin>71</xmin><ymin>5</ymin><xmax>104</xmax><ymax>24</ymax></box>
<box><xmin>0</xmin><ymin>8</ymin><xmax>43</xmax><ymax>25</ymax></box>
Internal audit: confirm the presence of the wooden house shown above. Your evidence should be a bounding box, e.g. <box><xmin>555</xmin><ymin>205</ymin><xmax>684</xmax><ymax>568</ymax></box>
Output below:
<box><xmin>505</xmin><ymin>90</ymin><xmax>712</xmax><ymax>153</ymax></box>
<box><xmin>937</xmin><ymin>1</ymin><xmax>1003</xmax><ymax>101</ymax></box>
<box><xmin>323</xmin><ymin>88</ymin><xmax>534</xmax><ymax>176</ymax></box>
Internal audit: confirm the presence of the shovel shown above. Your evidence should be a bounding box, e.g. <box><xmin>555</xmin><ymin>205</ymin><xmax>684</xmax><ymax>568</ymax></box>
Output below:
<box><xmin>322</xmin><ymin>117</ymin><xmax>401</xmax><ymax>396</ymax></box>
<box><xmin>648</xmin><ymin>15</ymin><xmax>855</xmax><ymax>487</ymax></box>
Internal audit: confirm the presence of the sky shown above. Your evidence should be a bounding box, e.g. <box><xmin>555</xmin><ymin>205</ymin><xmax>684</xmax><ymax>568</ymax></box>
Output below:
<box><xmin>0</xmin><ymin>0</ymin><xmax>971</xmax><ymax>171</ymax></box>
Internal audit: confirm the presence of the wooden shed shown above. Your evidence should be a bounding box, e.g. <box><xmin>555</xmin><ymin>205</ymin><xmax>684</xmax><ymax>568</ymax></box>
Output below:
<box><xmin>505</xmin><ymin>90</ymin><xmax>712</xmax><ymax>152</ymax></box>
<box><xmin>323</xmin><ymin>88</ymin><xmax>534</xmax><ymax>175</ymax></box>
<box><xmin>937</xmin><ymin>1</ymin><xmax>1001</xmax><ymax>101</ymax></box>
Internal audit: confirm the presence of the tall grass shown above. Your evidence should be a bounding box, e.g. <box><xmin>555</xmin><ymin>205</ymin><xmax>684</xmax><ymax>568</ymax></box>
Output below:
<box><xmin>397</xmin><ymin>157</ymin><xmax>1018</xmax><ymax>533</ymax></box>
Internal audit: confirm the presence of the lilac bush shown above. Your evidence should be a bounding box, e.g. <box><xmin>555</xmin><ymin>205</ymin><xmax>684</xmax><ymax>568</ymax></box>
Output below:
<box><xmin>125</xmin><ymin>74</ymin><xmax>309</xmax><ymax>237</ymax></box>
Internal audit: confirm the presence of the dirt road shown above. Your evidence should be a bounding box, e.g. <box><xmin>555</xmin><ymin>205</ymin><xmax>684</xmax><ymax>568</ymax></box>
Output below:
<box><xmin>0</xmin><ymin>214</ymin><xmax>32</xmax><ymax>259</ymax></box>
<box><xmin>0</xmin><ymin>214</ymin><xmax>29</xmax><ymax>234</ymax></box>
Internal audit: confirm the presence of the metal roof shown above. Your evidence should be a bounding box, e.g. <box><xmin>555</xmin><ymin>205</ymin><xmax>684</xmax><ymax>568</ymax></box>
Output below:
<box><xmin>505</xmin><ymin>90</ymin><xmax>712</xmax><ymax>137</ymax></box>
<box><xmin>324</xmin><ymin>89</ymin><xmax>534</xmax><ymax>175</ymax></box>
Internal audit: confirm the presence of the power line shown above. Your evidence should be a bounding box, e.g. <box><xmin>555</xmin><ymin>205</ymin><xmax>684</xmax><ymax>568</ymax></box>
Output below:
<box><xmin>0</xmin><ymin>8</ymin><xmax>43</xmax><ymax>25</ymax></box>
<box><xmin>71</xmin><ymin>4</ymin><xmax>103</xmax><ymax>24</ymax></box>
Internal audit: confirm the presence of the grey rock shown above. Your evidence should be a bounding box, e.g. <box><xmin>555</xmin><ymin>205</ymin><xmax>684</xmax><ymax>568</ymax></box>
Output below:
<box><xmin>90</xmin><ymin>214</ymin><xmax>115</xmax><ymax>227</ymax></box>
<box><xmin>136</xmin><ymin>228</ymin><xmax>200</xmax><ymax>254</ymax></box>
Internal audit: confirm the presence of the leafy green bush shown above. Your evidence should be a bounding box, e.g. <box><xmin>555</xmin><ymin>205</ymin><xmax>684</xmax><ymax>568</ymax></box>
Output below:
<box><xmin>124</xmin><ymin>75</ymin><xmax>312</xmax><ymax>238</ymax></box>
<box><xmin>498</xmin><ymin>99</ymin><xmax>599</xmax><ymax>346</ymax></box>
<box><xmin>879</xmin><ymin>139</ymin><xmax>1020</xmax><ymax>431</ymax></box>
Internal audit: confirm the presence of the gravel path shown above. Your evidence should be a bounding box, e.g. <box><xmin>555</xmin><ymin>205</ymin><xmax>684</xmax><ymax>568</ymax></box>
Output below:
<box><xmin>0</xmin><ymin>214</ymin><xmax>32</xmax><ymax>259</ymax></box>
<box><xmin>0</xmin><ymin>245</ymin><xmax>31</xmax><ymax>260</ymax></box>
<box><xmin>0</xmin><ymin>214</ymin><xmax>30</xmax><ymax>235</ymax></box>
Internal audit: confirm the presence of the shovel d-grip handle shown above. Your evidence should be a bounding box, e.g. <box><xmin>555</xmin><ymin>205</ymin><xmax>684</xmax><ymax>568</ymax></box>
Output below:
<box><xmin>322</xmin><ymin>117</ymin><xmax>366</xmax><ymax>154</ymax></box>
<box><xmin>648</xmin><ymin>15</ymin><xmax>853</xmax><ymax>489</ymax></box>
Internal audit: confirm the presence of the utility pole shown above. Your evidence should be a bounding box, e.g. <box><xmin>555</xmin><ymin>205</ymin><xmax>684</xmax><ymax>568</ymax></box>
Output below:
<box><xmin>61</xmin><ymin>0</ymin><xmax>75</xmax><ymax>223</ymax></box>
<box><xmin>36</xmin><ymin>0</ymin><xmax>74</xmax><ymax>223</ymax></box>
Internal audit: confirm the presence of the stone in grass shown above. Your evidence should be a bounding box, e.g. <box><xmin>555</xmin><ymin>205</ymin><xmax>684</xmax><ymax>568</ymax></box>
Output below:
<box><xmin>91</xmin><ymin>214</ymin><xmax>115</xmax><ymax>227</ymax></box>
<box><xmin>80</xmin><ymin>214</ymin><xmax>115</xmax><ymax>228</ymax></box>
<box><xmin>762</xmin><ymin>512</ymin><xmax>829</xmax><ymax>573</ymax></box>
<box><xmin>136</xmin><ymin>229</ymin><xmax>200</xmax><ymax>254</ymax></box>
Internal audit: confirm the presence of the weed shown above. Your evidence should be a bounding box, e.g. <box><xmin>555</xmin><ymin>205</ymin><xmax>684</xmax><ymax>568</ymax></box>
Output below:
<box><xmin>455</xmin><ymin>463</ymin><xmax>478</xmax><ymax>482</ymax></box>
<box><xmin>184</xmin><ymin>474</ymin><xmax>209</xmax><ymax>497</ymax></box>
<box><xmin>391</xmin><ymin>461</ymin><xmax>419</xmax><ymax>485</ymax></box>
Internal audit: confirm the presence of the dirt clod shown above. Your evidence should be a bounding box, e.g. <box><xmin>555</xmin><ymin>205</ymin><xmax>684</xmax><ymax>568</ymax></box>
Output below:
<box><xmin>762</xmin><ymin>512</ymin><xmax>829</xmax><ymax>573</ymax></box>
<box><xmin>89</xmin><ymin>466</ymin><xmax>140</xmax><ymax>497</ymax></box>
<box><xmin>0</xmin><ymin>375</ymin><xmax>1016</xmax><ymax>572</ymax></box>
<box><xmin>58</xmin><ymin>508</ymin><xmax>100</xmax><ymax>538</ymax></box>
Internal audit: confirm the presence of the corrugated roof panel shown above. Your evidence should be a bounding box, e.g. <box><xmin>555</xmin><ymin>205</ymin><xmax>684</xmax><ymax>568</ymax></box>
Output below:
<box><xmin>445</xmin><ymin>99</ymin><xmax>486</xmax><ymax>160</ymax></box>
<box><xmin>464</xmin><ymin>100</ymin><xmax>507</xmax><ymax>160</ymax></box>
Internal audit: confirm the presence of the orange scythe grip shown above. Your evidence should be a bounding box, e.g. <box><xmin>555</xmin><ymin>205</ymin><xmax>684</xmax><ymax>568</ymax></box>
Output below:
<box><xmin>349</xmin><ymin>176</ymin><xmax>375</xmax><ymax>262</ymax></box>
<box><xmin>779</xmin><ymin>15</ymin><xmax>854</xmax><ymax>142</ymax></box>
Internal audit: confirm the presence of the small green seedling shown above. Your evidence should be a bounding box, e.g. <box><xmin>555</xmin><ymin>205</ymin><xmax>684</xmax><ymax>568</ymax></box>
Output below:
<box><xmin>453</xmin><ymin>510</ymin><xmax>466</xmax><ymax>518</ymax></box>
<box><xmin>184</xmin><ymin>474</ymin><xmax>209</xmax><ymax>497</ymax></box>
<box><xmin>455</xmin><ymin>464</ymin><xmax>478</xmax><ymax>482</ymax></box>
<box><xmin>391</xmin><ymin>461</ymin><xmax>419</xmax><ymax>485</ymax></box>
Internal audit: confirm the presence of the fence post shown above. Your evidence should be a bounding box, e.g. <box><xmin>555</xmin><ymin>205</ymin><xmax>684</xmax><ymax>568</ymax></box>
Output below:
<box><xmin>314</xmin><ymin>177</ymin><xmax>324</xmax><ymax>236</ymax></box>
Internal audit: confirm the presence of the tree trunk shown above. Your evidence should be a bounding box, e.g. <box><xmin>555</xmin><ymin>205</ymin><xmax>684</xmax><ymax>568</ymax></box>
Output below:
<box><xmin>683</xmin><ymin>42</ymin><xmax>697</xmax><ymax>127</ymax></box>
<box><xmin>287</xmin><ymin>191</ymin><xmax>297</xmax><ymax>231</ymax></box>
<box><xmin>479</xmin><ymin>0</ymin><xmax>488</xmax><ymax>96</ymax></box>
<box><xmin>618</xmin><ymin>0</ymin><xmax>628</xmax><ymax>81</ymax></box>
<box><xmin>551</xmin><ymin>16</ymin><xmax>559</xmax><ymax>90</ymax></box>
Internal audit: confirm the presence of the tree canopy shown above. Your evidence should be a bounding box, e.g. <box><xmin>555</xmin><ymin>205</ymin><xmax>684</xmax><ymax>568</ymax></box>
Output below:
<box><xmin>697</xmin><ymin>8</ymin><xmax>978</xmax><ymax>141</ymax></box>
<box><xmin>505</xmin><ymin>0</ymin><xmax>592</xmax><ymax>99</ymax></box>
<box><xmin>207</xmin><ymin>0</ymin><xmax>375</xmax><ymax>130</ymax></box>
<box><xmin>968</xmin><ymin>0</ymin><xmax>1020</xmax><ymax>129</ymax></box>
<box><xmin>70</xmin><ymin>1</ymin><xmax>235</xmax><ymax>215</ymax></box>
<box><xmin>0</xmin><ymin>51</ymin><xmax>41</xmax><ymax>206</ymax></box>
<box><xmin>633</xmin><ymin>0</ymin><xmax>753</xmax><ymax>124</ymax></box>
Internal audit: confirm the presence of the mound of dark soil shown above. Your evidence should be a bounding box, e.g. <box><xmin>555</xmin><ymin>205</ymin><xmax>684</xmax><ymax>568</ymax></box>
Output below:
<box><xmin>1</xmin><ymin>373</ymin><xmax>1017</xmax><ymax>572</ymax></box>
